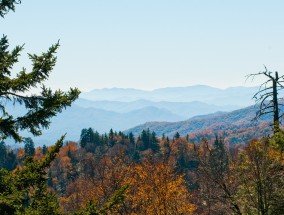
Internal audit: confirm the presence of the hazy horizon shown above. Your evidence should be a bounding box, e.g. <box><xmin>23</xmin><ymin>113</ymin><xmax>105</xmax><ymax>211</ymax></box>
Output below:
<box><xmin>82</xmin><ymin>84</ymin><xmax>260</xmax><ymax>92</ymax></box>
<box><xmin>2</xmin><ymin>1</ymin><xmax>283</xmax><ymax>92</ymax></box>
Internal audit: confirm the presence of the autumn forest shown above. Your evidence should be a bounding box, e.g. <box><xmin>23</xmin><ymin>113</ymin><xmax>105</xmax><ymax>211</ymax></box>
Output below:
<box><xmin>1</xmin><ymin>1</ymin><xmax>284</xmax><ymax>215</ymax></box>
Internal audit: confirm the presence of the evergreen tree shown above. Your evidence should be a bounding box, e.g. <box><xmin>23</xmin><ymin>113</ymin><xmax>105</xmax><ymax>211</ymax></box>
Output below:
<box><xmin>128</xmin><ymin>132</ymin><xmax>135</xmax><ymax>145</ymax></box>
<box><xmin>3</xmin><ymin>149</ymin><xmax>17</xmax><ymax>170</ymax></box>
<box><xmin>108</xmin><ymin>128</ymin><xmax>115</xmax><ymax>146</ymax></box>
<box><xmin>174</xmin><ymin>132</ymin><xmax>180</xmax><ymax>139</ymax></box>
<box><xmin>24</xmin><ymin>137</ymin><xmax>35</xmax><ymax>157</ymax></box>
<box><xmin>88</xmin><ymin>127</ymin><xmax>95</xmax><ymax>143</ymax></box>
<box><xmin>0</xmin><ymin>141</ymin><xmax>7</xmax><ymax>168</ymax></box>
<box><xmin>0</xmin><ymin>0</ymin><xmax>20</xmax><ymax>18</ymax></box>
<box><xmin>0</xmin><ymin>1</ymin><xmax>79</xmax><ymax>214</ymax></box>
<box><xmin>80</xmin><ymin>128</ymin><xmax>92</xmax><ymax>148</ymax></box>
<box><xmin>140</xmin><ymin>129</ymin><xmax>150</xmax><ymax>150</ymax></box>
<box><xmin>0</xmin><ymin>137</ymin><xmax>64</xmax><ymax>214</ymax></box>
<box><xmin>0</xmin><ymin>35</ymin><xmax>80</xmax><ymax>142</ymax></box>
<box><xmin>149</xmin><ymin>131</ymin><xmax>159</xmax><ymax>152</ymax></box>
<box><xmin>93</xmin><ymin>131</ymin><xmax>100</xmax><ymax>145</ymax></box>
<box><xmin>42</xmin><ymin>144</ymin><xmax>48</xmax><ymax>155</ymax></box>
<box><xmin>1</xmin><ymin>1</ymin><xmax>80</xmax><ymax>143</ymax></box>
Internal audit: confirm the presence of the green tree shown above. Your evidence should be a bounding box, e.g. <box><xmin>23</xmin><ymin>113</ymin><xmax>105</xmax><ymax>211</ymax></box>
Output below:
<box><xmin>80</xmin><ymin>128</ymin><xmax>91</xmax><ymax>148</ymax></box>
<box><xmin>0</xmin><ymin>136</ymin><xmax>64</xmax><ymax>215</ymax></box>
<box><xmin>0</xmin><ymin>35</ymin><xmax>80</xmax><ymax>142</ymax></box>
<box><xmin>149</xmin><ymin>131</ymin><xmax>159</xmax><ymax>152</ymax></box>
<box><xmin>0</xmin><ymin>0</ymin><xmax>20</xmax><ymax>18</ymax></box>
<box><xmin>4</xmin><ymin>149</ymin><xmax>17</xmax><ymax>170</ymax></box>
<box><xmin>128</xmin><ymin>132</ymin><xmax>135</xmax><ymax>145</ymax></box>
<box><xmin>174</xmin><ymin>132</ymin><xmax>180</xmax><ymax>139</ymax></box>
<box><xmin>0</xmin><ymin>1</ymin><xmax>80</xmax><ymax>214</ymax></box>
<box><xmin>0</xmin><ymin>140</ymin><xmax>7</xmax><ymax>168</ymax></box>
<box><xmin>24</xmin><ymin>137</ymin><xmax>35</xmax><ymax>157</ymax></box>
<box><xmin>42</xmin><ymin>144</ymin><xmax>48</xmax><ymax>155</ymax></box>
<box><xmin>1</xmin><ymin>0</ymin><xmax>80</xmax><ymax>142</ymax></box>
<box><xmin>236</xmin><ymin>138</ymin><xmax>284</xmax><ymax>215</ymax></box>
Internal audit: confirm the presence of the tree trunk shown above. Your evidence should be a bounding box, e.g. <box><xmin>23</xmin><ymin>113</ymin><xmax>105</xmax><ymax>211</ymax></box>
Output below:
<box><xmin>273</xmin><ymin>72</ymin><xmax>279</xmax><ymax>134</ymax></box>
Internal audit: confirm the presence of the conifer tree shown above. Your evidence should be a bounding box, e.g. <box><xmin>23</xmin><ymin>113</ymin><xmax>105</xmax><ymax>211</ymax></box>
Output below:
<box><xmin>23</xmin><ymin>137</ymin><xmax>35</xmax><ymax>157</ymax></box>
<box><xmin>0</xmin><ymin>1</ymin><xmax>79</xmax><ymax>214</ymax></box>
<box><xmin>0</xmin><ymin>0</ymin><xmax>20</xmax><ymax>18</ymax></box>
<box><xmin>1</xmin><ymin>1</ymin><xmax>80</xmax><ymax>143</ymax></box>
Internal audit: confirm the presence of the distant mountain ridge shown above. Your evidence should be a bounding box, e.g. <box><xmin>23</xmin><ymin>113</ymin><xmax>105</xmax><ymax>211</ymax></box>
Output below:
<box><xmin>8</xmin><ymin>104</ymin><xmax>184</xmax><ymax>146</ymax></box>
<box><xmin>74</xmin><ymin>98</ymin><xmax>240</xmax><ymax>119</ymax></box>
<box><xmin>5</xmin><ymin>85</ymin><xmax>269</xmax><ymax>146</ymax></box>
<box><xmin>125</xmin><ymin>105</ymin><xmax>274</xmax><ymax>144</ymax></box>
<box><xmin>80</xmin><ymin>85</ymin><xmax>258</xmax><ymax>106</ymax></box>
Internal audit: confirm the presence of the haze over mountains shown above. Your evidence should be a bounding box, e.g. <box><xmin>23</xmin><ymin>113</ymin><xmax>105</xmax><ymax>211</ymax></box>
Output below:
<box><xmin>80</xmin><ymin>85</ymin><xmax>258</xmax><ymax>106</ymax></box>
<box><xmin>7</xmin><ymin>85</ymin><xmax>264</xmax><ymax>145</ymax></box>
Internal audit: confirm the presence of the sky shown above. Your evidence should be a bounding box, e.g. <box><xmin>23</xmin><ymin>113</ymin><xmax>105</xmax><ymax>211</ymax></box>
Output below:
<box><xmin>2</xmin><ymin>0</ymin><xmax>284</xmax><ymax>92</ymax></box>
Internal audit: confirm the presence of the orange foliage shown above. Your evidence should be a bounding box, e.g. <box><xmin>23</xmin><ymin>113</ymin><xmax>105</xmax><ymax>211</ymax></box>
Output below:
<box><xmin>59</xmin><ymin>153</ymin><xmax>195</xmax><ymax>214</ymax></box>
<box><xmin>33</xmin><ymin>147</ymin><xmax>44</xmax><ymax>160</ymax></box>
<box><xmin>126</xmin><ymin>161</ymin><xmax>195</xmax><ymax>214</ymax></box>
<box><xmin>17</xmin><ymin>148</ymin><xmax>25</xmax><ymax>160</ymax></box>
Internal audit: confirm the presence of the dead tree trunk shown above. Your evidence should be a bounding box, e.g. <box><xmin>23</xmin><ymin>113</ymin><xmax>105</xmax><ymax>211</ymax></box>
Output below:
<box><xmin>272</xmin><ymin>72</ymin><xmax>280</xmax><ymax>133</ymax></box>
<box><xmin>247</xmin><ymin>67</ymin><xmax>284</xmax><ymax>134</ymax></box>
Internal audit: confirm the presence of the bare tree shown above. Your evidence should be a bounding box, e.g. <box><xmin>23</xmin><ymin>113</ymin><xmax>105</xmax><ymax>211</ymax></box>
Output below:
<box><xmin>247</xmin><ymin>66</ymin><xmax>284</xmax><ymax>134</ymax></box>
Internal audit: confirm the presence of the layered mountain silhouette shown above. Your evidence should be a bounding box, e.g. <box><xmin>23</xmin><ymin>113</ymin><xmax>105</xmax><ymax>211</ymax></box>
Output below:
<box><xmin>5</xmin><ymin>85</ymin><xmax>272</xmax><ymax>145</ymax></box>
<box><xmin>125</xmin><ymin>104</ymin><xmax>274</xmax><ymax>144</ymax></box>
<box><xmin>80</xmin><ymin>85</ymin><xmax>258</xmax><ymax>106</ymax></box>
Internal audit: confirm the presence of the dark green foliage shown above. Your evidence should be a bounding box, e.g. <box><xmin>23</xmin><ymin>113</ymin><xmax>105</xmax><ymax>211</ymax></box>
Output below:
<box><xmin>74</xmin><ymin>185</ymin><xmax>128</xmax><ymax>215</ymax></box>
<box><xmin>80</xmin><ymin>128</ymin><xmax>91</xmax><ymax>148</ymax></box>
<box><xmin>42</xmin><ymin>144</ymin><xmax>48</xmax><ymax>155</ymax></box>
<box><xmin>0</xmin><ymin>136</ymin><xmax>64</xmax><ymax>214</ymax></box>
<box><xmin>138</xmin><ymin>129</ymin><xmax>160</xmax><ymax>152</ymax></box>
<box><xmin>150</xmin><ymin>131</ymin><xmax>159</xmax><ymax>152</ymax></box>
<box><xmin>174</xmin><ymin>132</ymin><xmax>180</xmax><ymax>139</ymax></box>
<box><xmin>128</xmin><ymin>132</ymin><xmax>135</xmax><ymax>145</ymax></box>
<box><xmin>108</xmin><ymin>128</ymin><xmax>116</xmax><ymax>147</ymax></box>
<box><xmin>0</xmin><ymin>0</ymin><xmax>20</xmax><ymax>17</ymax></box>
<box><xmin>140</xmin><ymin>129</ymin><xmax>149</xmax><ymax>150</ymax></box>
<box><xmin>0</xmin><ymin>35</ymin><xmax>80</xmax><ymax>142</ymax></box>
<box><xmin>5</xmin><ymin>150</ymin><xmax>17</xmax><ymax>170</ymax></box>
<box><xmin>80</xmin><ymin>128</ymin><xmax>102</xmax><ymax>153</ymax></box>
<box><xmin>0</xmin><ymin>143</ymin><xmax>17</xmax><ymax>170</ymax></box>
<box><xmin>24</xmin><ymin>137</ymin><xmax>35</xmax><ymax>157</ymax></box>
<box><xmin>0</xmin><ymin>141</ymin><xmax>7</xmax><ymax>167</ymax></box>
<box><xmin>0</xmin><ymin>1</ymin><xmax>80</xmax><ymax>214</ymax></box>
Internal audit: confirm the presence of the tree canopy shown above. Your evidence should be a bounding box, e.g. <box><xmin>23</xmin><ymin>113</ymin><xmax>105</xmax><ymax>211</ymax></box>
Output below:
<box><xmin>0</xmin><ymin>1</ymin><xmax>80</xmax><ymax>214</ymax></box>
<box><xmin>0</xmin><ymin>0</ymin><xmax>21</xmax><ymax>18</ymax></box>
<box><xmin>0</xmin><ymin>36</ymin><xmax>80</xmax><ymax>142</ymax></box>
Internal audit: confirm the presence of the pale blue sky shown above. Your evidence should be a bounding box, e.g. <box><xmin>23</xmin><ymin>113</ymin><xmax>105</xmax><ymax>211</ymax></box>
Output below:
<box><xmin>2</xmin><ymin>0</ymin><xmax>284</xmax><ymax>91</ymax></box>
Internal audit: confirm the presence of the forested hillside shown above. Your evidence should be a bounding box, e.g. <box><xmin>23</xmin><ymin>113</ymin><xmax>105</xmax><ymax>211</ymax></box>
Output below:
<box><xmin>1</xmin><ymin>1</ymin><xmax>284</xmax><ymax>215</ymax></box>
<box><xmin>126</xmin><ymin>104</ymin><xmax>275</xmax><ymax>143</ymax></box>
<box><xmin>1</xmin><ymin>128</ymin><xmax>284</xmax><ymax>214</ymax></box>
